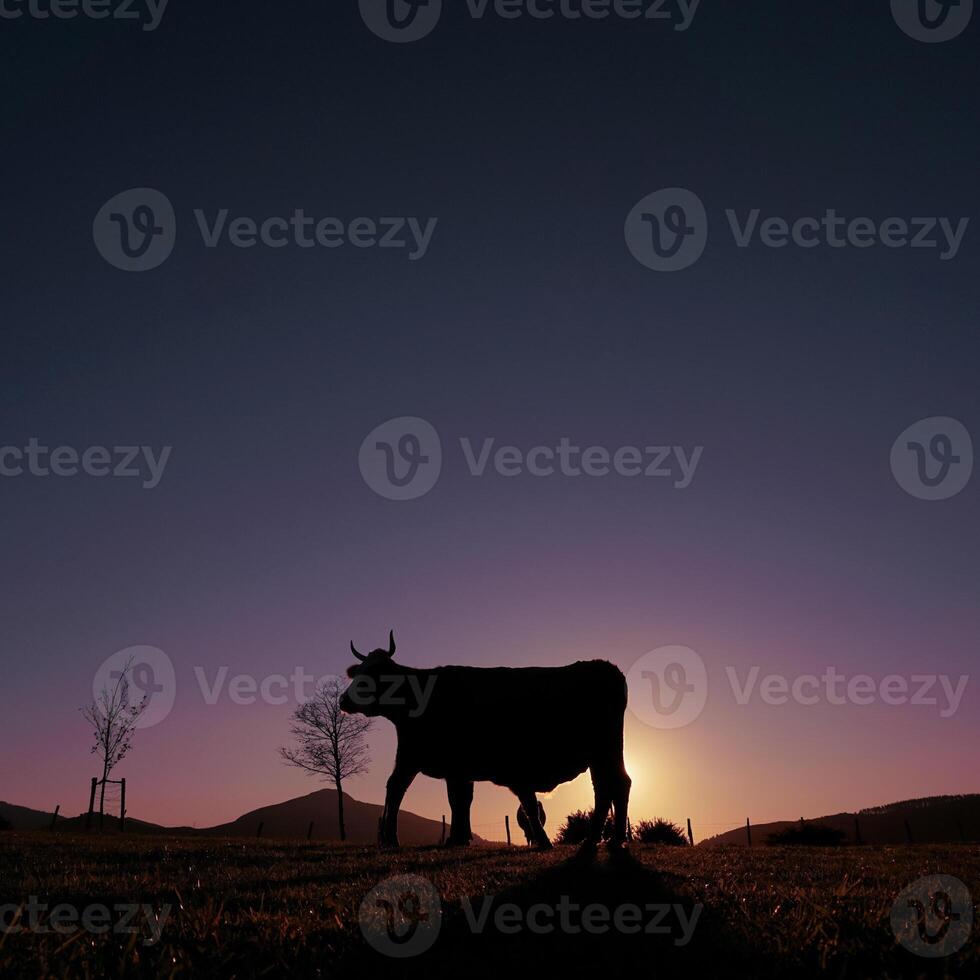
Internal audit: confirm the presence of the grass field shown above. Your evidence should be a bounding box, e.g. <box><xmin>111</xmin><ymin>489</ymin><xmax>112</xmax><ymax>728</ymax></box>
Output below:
<box><xmin>0</xmin><ymin>833</ymin><xmax>976</xmax><ymax>978</ymax></box>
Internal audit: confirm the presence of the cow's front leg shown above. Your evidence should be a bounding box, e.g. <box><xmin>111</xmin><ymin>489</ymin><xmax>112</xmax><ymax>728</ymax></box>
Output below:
<box><xmin>381</xmin><ymin>764</ymin><xmax>418</xmax><ymax>847</ymax></box>
<box><xmin>516</xmin><ymin>790</ymin><xmax>551</xmax><ymax>850</ymax></box>
<box><xmin>445</xmin><ymin>779</ymin><xmax>473</xmax><ymax>846</ymax></box>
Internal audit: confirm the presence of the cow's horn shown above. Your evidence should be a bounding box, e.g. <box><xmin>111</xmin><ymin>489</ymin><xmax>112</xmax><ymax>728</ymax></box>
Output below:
<box><xmin>350</xmin><ymin>641</ymin><xmax>366</xmax><ymax>662</ymax></box>
<box><xmin>387</xmin><ymin>630</ymin><xmax>396</xmax><ymax>657</ymax></box>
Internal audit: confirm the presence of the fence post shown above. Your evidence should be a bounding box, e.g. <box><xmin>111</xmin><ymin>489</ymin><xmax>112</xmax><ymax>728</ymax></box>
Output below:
<box><xmin>746</xmin><ymin>818</ymin><xmax>752</xmax><ymax>847</ymax></box>
<box><xmin>120</xmin><ymin>780</ymin><xmax>126</xmax><ymax>833</ymax></box>
<box><xmin>687</xmin><ymin>818</ymin><xmax>694</xmax><ymax>846</ymax></box>
<box><xmin>85</xmin><ymin>778</ymin><xmax>97</xmax><ymax>830</ymax></box>
<box><xmin>505</xmin><ymin>814</ymin><xmax>511</xmax><ymax>846</ymax></box>
<box><xmin>49</xmin><ymin>806</ymin><xmax>60</xmax><ymax>830</ymax></box>
<box><xmin>256</xmin><ymin>821</ymin><xmax>264</xmax><ymax>839</ymax></box>
<box><xmin>854</xmin><ymin>816</ymin><xmax>863</xmax><ymax>845</ymax></box>
<box><xmin>307</xmin><ymin>821</ymin><xmax>314</xmax><ymax>841</ymax></box>
<box><xmin>440</xmin><ymin>814</ymin><xmax>446</xmax><ymax>845</ymax></box>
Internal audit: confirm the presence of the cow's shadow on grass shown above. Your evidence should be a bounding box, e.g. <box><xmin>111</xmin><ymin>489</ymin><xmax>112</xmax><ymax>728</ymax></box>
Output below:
<box><xmin>347</xmin><ymin>848</ymin><xmax>767</xmax><ymax>979</ymax></box>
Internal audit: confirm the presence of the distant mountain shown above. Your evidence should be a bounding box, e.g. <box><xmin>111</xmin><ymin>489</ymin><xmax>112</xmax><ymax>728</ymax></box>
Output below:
<box><xmin>2</xmin><ymin>790</ymin><xmax>462</xmax><ymax>845</ymax></box>
<box><xmin>700</xmin><ymin>794</ymin><xmax>980</xmax><ymax>846</ymax></box>
<box><xmin>0</xmin><ymin>800</ymin><xmax>182</xmax><ymax>834</ymax></box>
<box><xmin>0</xmin><ymin>801</ymin><xmax>56</xmax><ymax>831</ymax></box>
<box><xmin>199</xmin><ymin>788</ymin><xmax>460</xmax><ymax>844</ymax></box>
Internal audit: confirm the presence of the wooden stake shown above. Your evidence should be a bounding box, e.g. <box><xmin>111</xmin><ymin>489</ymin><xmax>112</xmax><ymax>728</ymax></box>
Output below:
<box><xmin>120</xmin><ymin>779</ymin><xmax>126</xmax><ymax>833</ymax></box>
<box><xmin>746</xmin><ymin>818</ymin><xmax>752</xmax><ymax>847</ymax></box>
<box><xmin>505</xmin><ymin>814</ymin><xmax>511</xmax><ymax>846</ymax></box>
<box><xmin>686</xmin><ymin>817</ymin><xmax>694</xmax><ymax>846</ymax></box>
<box><xmin>49</xmin><ymin>806</ymin><xmax>60</xmax><ymax>830</ymax></box>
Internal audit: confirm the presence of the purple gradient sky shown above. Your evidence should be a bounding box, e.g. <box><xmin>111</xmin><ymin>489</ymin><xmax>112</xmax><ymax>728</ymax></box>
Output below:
<box><xmin>1</xmin><ymin>2</ymin><xmax>978</xmax><ymax>839</ymax></box>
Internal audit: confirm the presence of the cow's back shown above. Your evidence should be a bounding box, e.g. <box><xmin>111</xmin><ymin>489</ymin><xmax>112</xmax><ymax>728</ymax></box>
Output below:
<box><xmin>404</xmin><ymin>659</ymin><xmax>626</xmax><ymax>792</ymax></box>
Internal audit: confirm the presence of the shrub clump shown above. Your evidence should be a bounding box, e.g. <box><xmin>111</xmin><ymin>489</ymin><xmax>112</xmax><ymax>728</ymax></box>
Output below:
<box><xmin>634</xmin><ymin>818</ymin><xmax>689</xmax><ymax>846</ymax></box>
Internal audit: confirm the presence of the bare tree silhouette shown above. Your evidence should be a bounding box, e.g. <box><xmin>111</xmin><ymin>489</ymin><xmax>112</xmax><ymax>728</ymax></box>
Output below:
<box><xmin>279</xmin><ymin>678</ymin><xmax>372</xmax><ymax>841</ymax></box>
<box><xmin>80</xmin><ymin>656</ymin><xmax>147</xmax><ymax>826</ymax></box>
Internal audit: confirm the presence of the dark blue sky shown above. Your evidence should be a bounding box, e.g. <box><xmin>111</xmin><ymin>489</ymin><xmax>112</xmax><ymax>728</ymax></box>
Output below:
<box><xmin>1</xmin><ymin>1</ymin><xmax>977</xmax><ymax>832</ymax></box>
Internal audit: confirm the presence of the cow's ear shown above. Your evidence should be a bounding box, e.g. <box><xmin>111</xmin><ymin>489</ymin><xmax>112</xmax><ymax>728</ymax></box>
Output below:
<box><xmin>387</xmin><ymin>630</ymin><xmax>396</xmax><ymax>658</ymax></box>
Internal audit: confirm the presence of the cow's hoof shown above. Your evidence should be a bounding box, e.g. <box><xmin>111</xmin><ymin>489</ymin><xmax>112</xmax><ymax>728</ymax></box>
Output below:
<box><xmin>534</xmin><ymin>839</ymin><xmax>553</xmax><ymax>852</ymax></box>
<box><xmin>379</xmin><ymin>838</ymin><xmax>401</xmax><ymax>850</ymax></box>
<box><xmin>444</xmin><ymin>837</ymin><xmax>471</xmax><ymax>847</ymax></box>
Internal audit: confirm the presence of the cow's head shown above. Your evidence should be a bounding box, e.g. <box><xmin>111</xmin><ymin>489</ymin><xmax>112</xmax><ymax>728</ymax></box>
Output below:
<box><xmin>339</xmin><ymin>630</ymin><xmax>399</xmax><ymax>717</ymax></box>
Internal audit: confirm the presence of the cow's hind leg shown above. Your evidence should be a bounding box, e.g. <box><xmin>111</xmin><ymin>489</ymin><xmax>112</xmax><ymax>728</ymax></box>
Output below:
<box><xmin>611</xmin><ymin>765</ymin><xmax>632</xmax><ymax>846</ymax></box>
<box><xmin>588</xmin><ymin>754</ymin><xmax>631</xmax><ymax>848</ymax></box>
<box><xmin>585</xmin><ymin>776</ymin><xmax>613</xmax><ymax>849</ymax></box>
<box><xmin>515</xmin><ymin>790</ymin><xmax>551</xmax><ymax>850</ymax></box>
<box><xmin>445</xmin><ymin>779</ymin><xmax>474</xmax><ymax>846</ymax></box>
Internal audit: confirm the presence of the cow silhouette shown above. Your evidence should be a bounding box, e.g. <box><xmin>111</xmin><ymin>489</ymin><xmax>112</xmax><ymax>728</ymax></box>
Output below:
<box><xmin>339</xmin><ymin>631</ymin><xmax>631</xmax><ymax>850</ymax></box>
<box><xmin>517</xmin><ymin>800</ymin><xmax>546</xmax><ymax>846</ymax></box>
